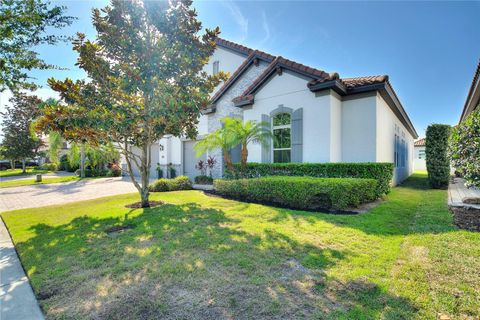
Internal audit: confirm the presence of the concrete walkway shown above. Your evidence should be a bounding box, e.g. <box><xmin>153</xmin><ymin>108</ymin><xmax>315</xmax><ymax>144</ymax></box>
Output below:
<box><xmin>0</xmin><ymin>217</ymin><xmax>44</xmax><ymax>319</ymax></box>
<box><xmin>0</xmin><ymin>177</ymin><xmax>138</xmax><ymax>212</ymax></box>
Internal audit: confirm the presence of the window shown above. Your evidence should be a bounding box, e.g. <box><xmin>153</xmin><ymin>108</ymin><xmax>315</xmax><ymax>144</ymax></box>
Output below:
<box><xmin>272</xmin><ymin>113</ymin><xmax>291</xmax><ymax>163</ymax></box>
<box><xmin>418</xmin><ymin>149</ymin><xmax>425</xmax><ymax>159</ymax></box>
<box><xmin>213</xmin><ymin>61</ymin><xmax>219</xmax><ymax>75</ymax></box>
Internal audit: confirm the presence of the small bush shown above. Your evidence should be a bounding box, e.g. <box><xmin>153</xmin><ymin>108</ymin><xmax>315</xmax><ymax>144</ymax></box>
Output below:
<box><xmin>59</xmin><ymin>154</ymin><xmax>78</xmax><ymax>172</ymax></box>
<box><xmin>75</xmin><ymin>168</ymin><xmax>108</xmax><ymax>177</ymax></box>
<box><xmin>39</xmin><ymin>163</ymin><xmax>58</xmax><ymax>171</ymax></box>
<box><xmin>194</xmin><ymin>175</ymin><xmax>213</xmax><ymax>185</ymax></box>
<box><xmin>107</xmin><ymin>163</ymin><xmax>122</xmax><ymax>177</ymax></box>
<box><xmin>225</xmin><ymin>162</ymin><xmax>393</xmax><ymax>197</ymax></box>
<box><xmin>449</xmin><ymin>109</ymin><xmax>480</xmax><ymax>188</ymax></box>
<box><xmin>214</xmin><ymin>176</ymin><xmax>377</xmax><ymax>211</ymax></box>
<box><xmin>426</xmin><ymin>124</ymin><xmax>451</xmax><ymax>188</ymax></box>
<box><xmin>149</xmin><ymin>176</ymin><xmax>192</xmax><ymax>192</ymax></box>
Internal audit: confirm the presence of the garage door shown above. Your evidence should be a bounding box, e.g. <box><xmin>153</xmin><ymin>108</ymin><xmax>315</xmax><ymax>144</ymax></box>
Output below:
<box><xmin>183</xmin><ymin>140</ymin><xmax>206</xmax><ymax>180</ymax></box>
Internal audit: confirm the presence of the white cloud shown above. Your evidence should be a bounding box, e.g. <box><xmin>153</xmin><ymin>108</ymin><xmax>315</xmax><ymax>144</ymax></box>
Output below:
<box><xmin>259</xmin><ymin>10</ymin><xmax>271</xmax><ymax>45</ymax></box>
<box><xmin>221</xmin><ymin>0</ymin><xmax>248</xmax><ymax>41</ymax></box>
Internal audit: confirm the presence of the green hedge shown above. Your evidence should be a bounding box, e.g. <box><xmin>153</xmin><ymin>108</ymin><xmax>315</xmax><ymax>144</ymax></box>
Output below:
<box><xmin>225</xmin><ymin>162</ymin><xmax>393</xmax><ymax>197</ymax></box>
<box><xmin>148</xmin><ymin>176</ymin><xmax>192</xmax><ymax>192</ymax></box>
<box><xmin>214</xmin><ymin>176</ymin><xmax>377</xmax><ymax>211</ymax></box>
<box><xmin>449</xmin><ymin>109</ymin><xmax>480</xmax><ymax>188</ymax></box>
<box><xmin>426</xmin><ymin>124</ymin><xmax>451</xmax><ymax>188</ymax></box>
<box><xmin>194</xmin><ymin>175</ymin><xmax>213</xmax><ymax>185</ymax></box>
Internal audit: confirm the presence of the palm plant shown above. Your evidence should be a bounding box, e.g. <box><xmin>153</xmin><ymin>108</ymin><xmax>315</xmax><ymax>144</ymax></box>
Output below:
<box><xmin>194</xmin><ymin>124</ymin><xmax>237</xmax><ymax>172</ymax></box>
<box><xmin>223</xmin><ymin>117</ymin><xmax>271</xmax><ymax>170</ymax></box>
<box><xmin>195</xmin><ymin>117</ymin><xmax>271</xmax><ymax>173</ymax></box>
<box><xmin>47</xmin><ymin>130</ymin><xmax>64</xmax><ymax>165</ymax></box>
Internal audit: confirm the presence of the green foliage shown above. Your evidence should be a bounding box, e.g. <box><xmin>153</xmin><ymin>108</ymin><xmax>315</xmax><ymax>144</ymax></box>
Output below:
<box><xmin>148</xmin><ymin>176</ymin><xmax>192</xmax><ymax>192</ymax></box>
<box><xmin>195</xmin><ymin>117</ymin><xmax>270</xmax><ymax>172</ymax></box>
<box><xmin>107</xmin><ymin>164</ymin><xmax>122</xmax><ymax>177</ymax></box>
<box><xmin>194</xmin><ymin>175</ymin><xmax>213</xmax><ymax>185</ymax></box>
<box><xmin>47</xmin><ymin>130</ymin><xmax>64</xmax><ymax>165</ymax></box>
<box><xmin>225</xmin><ymin>162</ymin><xmax>394</xmax><ymax>197</ymax></box>
<box><xmin>0</xmin><ymin>0</ymin><xmax>75</xmax><ymax>91</ymax></box>
<box><xmin>39</xmin><ymin>163</ymin><xmax>58</xmax><ymax>171</ymax></box>
<box><xmin>38</xmin><ymin>0</ymin><xmax>226</xmax><ymax>207</ymax></box>
<box><xmin>449</xmin><ymin>109</ymin><xmax>480</xmax><ymax>187</ymax></box>
<box><xmin>0</xmin><ymin>93</ymin><xmax>44</xmax><ymax>166</ymax></box>
<box><xmin>59</xmin><ymin>154</ymin><xmax>78</xmax><ymax>172</ymax></box>
<box><xmin>426</xmin><ymin>124</ymin><xmax>451</xmax><ymax>188</ymax></box>
<box><xmin>74</xmin><ymin>168</ymin><xmax>108</xmax><ymax>178</ymax></box>
<box><xmin>214</xmin><ymin>176</ymin><xmax>377</xmax><ymax>210</ymax></box>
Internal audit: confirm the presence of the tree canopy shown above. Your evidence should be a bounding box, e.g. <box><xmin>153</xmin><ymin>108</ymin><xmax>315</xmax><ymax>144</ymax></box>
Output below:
<box><xmin>37</xmin><ymin>0</ymin><xmax>227</xmax><ymax>207</ymax></box>
<box><xmin>0</xmin><ymin>0</ymin><xmax>75</xmax><ymax>92</ymax></box>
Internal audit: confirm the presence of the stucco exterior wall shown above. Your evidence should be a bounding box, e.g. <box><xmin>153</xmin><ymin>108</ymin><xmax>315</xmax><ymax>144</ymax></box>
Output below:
<box><xmin>243</xmin><ymin>71</ymin><xmax>332</xmax><ymax>163</ymax></box>
<box><xmin>341</xmin><ymin>93</ymin><xmax>377</xmax><ymax>162</ymax></box>
<box><xmin>413</xmin><ymin>146</ymin><xmax>426</xmax><ymax>171</ymax></box>
<box><xmin>204</xmin><ymin>47</ymin><xmax>247</xmax><ymax>95</ymax></box>
<box><xmin>376</xmin><ymin>93</ymin><xmax>415</xmax><ymax>184</ymax></box>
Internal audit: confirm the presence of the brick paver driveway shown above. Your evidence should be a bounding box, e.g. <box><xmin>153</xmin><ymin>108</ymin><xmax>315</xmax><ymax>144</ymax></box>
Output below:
<box><xmin>0</xmin><ymin>177</ymin><xmax>137</xmax><ymax>212</ymax></box>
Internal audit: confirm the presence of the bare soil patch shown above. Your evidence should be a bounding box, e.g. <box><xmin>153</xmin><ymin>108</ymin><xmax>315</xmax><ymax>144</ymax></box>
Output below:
<box><xmin>125</xmin><ymin>200</ymin><xmax>164</xmax><ymax>208</ymax></box>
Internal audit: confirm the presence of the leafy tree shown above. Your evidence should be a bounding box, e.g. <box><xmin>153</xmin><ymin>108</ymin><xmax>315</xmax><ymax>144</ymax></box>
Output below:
<box><xmin>449</xmin><ymin>109</ymin><xmax>480</xmax><ymax>187</ymax></box>
<box><xmin>0</xmin><ymin>0</ymin><xmax>75</xmax><ymax>92</ymax></box>
<box><xmin>47</xmin><ymin>130</ymin><xmax>63</xmax><ymax>165</ymax></box>
<box><xmin>223</xmin><ymin>118</ymin><xmax>271</xmax><ymax>170</ymax></box>
<box><xmin>425</xmin><ymin>124</ymin><xmax>451</xmax><ymax>189</ymax></box>
<box><xmin>37</xmin><ymin>0</ymin><xmax>226</xmax><ymax>207</ymax></box>
<box><xmin>0</xmin><ymin>92</ymin><xmax>43</xmax><ymax>172</ymax></box>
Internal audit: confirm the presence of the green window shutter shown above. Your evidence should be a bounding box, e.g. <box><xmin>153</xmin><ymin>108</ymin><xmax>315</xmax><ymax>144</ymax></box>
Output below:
<box><xmin>291</xmin><ymin>108</ymin><xmax>303</xmax><ymax>163</ymax></box>
<box><xmin>261</xmin><ymin>114</ymin><xmax>271</xmax><ymax>163</ymax></box>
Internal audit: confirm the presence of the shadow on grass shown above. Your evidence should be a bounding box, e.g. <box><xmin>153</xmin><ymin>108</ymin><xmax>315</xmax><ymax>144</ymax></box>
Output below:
<box><xmin>17</xmin><ymin>202</ymin><xmax>418</xmax><ymax>319</ymax></box>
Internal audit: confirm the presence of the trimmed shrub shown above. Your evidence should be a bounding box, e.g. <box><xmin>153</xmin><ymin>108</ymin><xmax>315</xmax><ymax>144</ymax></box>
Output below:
<box><xmin>194</xmin><ymin>175</ymin><xmax>213</xmax><ymax>185</ymax></box>
<box><xmin>225</xmin><ymin>162</ymin><xmax>393</xmax><ymax>197</ymax></box>
<box><xmin>39</xmin><ymin>163</ymin><xmax>58</xmax><ymax>171</ymax></box>
<box><xmin>75</xmin><ymin>168</ymin><xmax>108</xmax><ymax>177</ymax></box>
<box><xmin>449</xmin><ymin>109</ymin><xmax>480</xmax><ymax>188</ymax></box>
<box><xmin>426</xmin><ymin>124</ymin><xmax>451</xmax><ymax>188</ymax></box>
<box><xmin>149</xmin><ymin>176</ymin><xmax>192</xmax><ymax>192</ymax></box>
<box><xmin>214</xmin><ymin>176</ymin><xmax>377</xmax><ymax>211</ymax></box>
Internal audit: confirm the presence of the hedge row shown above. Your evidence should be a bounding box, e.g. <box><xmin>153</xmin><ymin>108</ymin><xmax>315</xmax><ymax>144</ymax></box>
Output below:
<box><xmin>148</xmin><ymin>176</ymin><xmax>192</xmax><ymax>192</ymax></box>
<box><xmin>426</xmin><ymin>124</ymin><xmax>451</xmax><ymax>188</ymax></box>
<box><xmin>214</xmin><ymin>176</ymin><xmax>378</xmax><ymax>211</ymax></box>
<box><xmin>225</xmin><ymin>162</ymin><xmax>393</xmax><ymax>197</ymax></box>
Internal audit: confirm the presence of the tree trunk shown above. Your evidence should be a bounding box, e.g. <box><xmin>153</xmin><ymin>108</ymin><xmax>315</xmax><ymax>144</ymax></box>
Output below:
<box><xmin>10</xmin><ymin>160</ymin><xmax>15</xmax><ymax>170</ymax></box>
<box><xmin>139</xmin><ymin>143</ymin><xmax>150</xmax><ymax>208</ymax></box>
<box><xmin>80</xmin><ymin>144</ymin><xmax>85</xmax><ymax>178</ymax></box>
<box><xmin>241</xmin><ymin>143</ymin><xmax>248</xmax><ymax>169</ymax></box>
<box><xmin>223</xmin><ymin>150</ymin><xmax>234</xmax><ymax>174</ymax></box>
<box><xmin>22</xmin><ymin>159</ymin><xmax>26</xmax><ymax>173</ymax></box>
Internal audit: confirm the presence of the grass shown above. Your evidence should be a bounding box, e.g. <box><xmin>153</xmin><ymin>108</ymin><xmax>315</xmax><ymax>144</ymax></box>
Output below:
<box><xmin>0</xmin><ymin>167</ymin><xmax>53</xmax><ymax>177</ymax></box>
<box><xmin>2</xmin><ymin>172</ymin><xmax>479</xmax><ymax>319</ymax></box>
<box><xmin>0</xmin><ymin>176</ymin><xmax>79</xmax><ymax>188</ymax></box>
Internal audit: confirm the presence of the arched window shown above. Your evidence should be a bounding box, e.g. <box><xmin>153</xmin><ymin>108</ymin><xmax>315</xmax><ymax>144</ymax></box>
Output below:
<box><xmin>272</xmin><ymin>113</ymin><xmax>291</xmax><ymax>162</ymax></box>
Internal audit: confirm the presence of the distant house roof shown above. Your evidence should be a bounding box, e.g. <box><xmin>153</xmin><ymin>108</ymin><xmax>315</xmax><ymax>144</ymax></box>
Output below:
<box><xmin>460</xmin><ymin>60</ymin><xmax>480</xmax><ymax>123</ymax></box>
<box><xmin>211</xmin><ymin>38</ymin><xmax>418</xmax><ymax>138</ymax></box>
<box><xmin>414</xmin><ymin>138</ymin><xmax>426</xmax><ymax>147</ymax></box>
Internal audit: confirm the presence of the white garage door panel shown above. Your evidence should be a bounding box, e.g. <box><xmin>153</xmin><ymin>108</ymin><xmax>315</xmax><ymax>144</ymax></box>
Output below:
<box><xmin>183</xmin><ymin>141</ymin><xmax>206</xmax><ymax>180</ymax></box>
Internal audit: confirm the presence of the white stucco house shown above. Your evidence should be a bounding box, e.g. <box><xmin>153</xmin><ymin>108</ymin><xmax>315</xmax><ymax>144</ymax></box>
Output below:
<box><xmin>413</xmin><ymin>138</ymin><xmax>426</xmax><ymax>171</ymax></box>
<box><xmin>125</xmin><ymin>38</ymin><xmax>418</xmax><ymax>185</ymax></box>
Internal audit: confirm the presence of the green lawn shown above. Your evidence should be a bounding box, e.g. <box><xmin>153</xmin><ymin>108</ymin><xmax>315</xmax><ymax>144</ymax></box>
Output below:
<box><xmin>2</xmin><ymin>172</ymin><xmax>479</xmax><ymax>319</ymax></box>
<box><xmin>0</xmin><ymin>167</ymin><xmax>53</xmax><ymax>178</ymax></box>
<box><xmin>0</xmin><ymin>176</ymin><xmax>79</xmax><ymax>188</ymax></box>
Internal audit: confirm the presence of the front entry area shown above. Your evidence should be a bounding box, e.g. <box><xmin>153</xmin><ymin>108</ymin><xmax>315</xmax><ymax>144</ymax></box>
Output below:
<box><xmin>183</xmin><ymin>140</ymin><xmax>205</xmax><ymax>180</ymax></box>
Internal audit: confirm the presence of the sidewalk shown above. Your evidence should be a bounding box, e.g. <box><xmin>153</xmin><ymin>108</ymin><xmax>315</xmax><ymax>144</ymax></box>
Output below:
<box><xmin>0</xmin><ymin>217</ymin><xmax>44</xmax><ymax>319</ymax></box>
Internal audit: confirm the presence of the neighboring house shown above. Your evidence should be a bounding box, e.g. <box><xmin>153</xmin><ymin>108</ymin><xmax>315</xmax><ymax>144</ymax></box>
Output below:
<box><xmin>126</xmin><ymin>38</ymin><xmax>418</xmax><ymax>185</ymax></box>
<box><xmin>459</xmin><ymin>60</ymin><xmax>479</xmax><ymax>123</ymax></box>
<box><xmin>413</xmin><ymin>138</ymin><xmax>426</xmax><ymax>171</ymax></box>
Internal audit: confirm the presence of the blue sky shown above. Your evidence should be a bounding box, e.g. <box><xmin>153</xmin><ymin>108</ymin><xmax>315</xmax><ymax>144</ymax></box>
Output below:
<box><xmin>1</xmin><ymin>0</ymin><xmax>479</xmax><ymax>138</ymax></box>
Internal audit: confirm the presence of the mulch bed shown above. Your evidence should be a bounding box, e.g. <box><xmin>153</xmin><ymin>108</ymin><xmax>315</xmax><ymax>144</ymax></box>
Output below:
<box><xmin>125</xmin><ymin>200</ymin><xmax>164</xmax><ymax>209</ymax></box>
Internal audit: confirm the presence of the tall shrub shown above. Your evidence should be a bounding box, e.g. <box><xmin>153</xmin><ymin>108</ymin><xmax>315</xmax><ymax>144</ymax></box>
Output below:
<box><xmin>449</xmin><ymin>109</ymin><xmax>480</xmax><ymax>187</ymax></box>
<box><xmin>225</xmin><ymin>162</ymin><xmax>393</xmax><ymax>197</ymax></box>
<box><xmin>425</xmin><ymin>124</ymin><xmax>451</xmax><ymax>188</ymax></box>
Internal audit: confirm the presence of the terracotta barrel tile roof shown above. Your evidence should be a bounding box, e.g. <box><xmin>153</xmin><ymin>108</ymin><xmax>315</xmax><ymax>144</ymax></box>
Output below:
<box><xmin>215</xmin><ymin>38</ymin><xmax>253</xmax><ymax>55</ymax></box>
<box><xmin>414</xmin><ymin>138</ymin><xmax>426</xmax><ymax>146</ymax></box>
